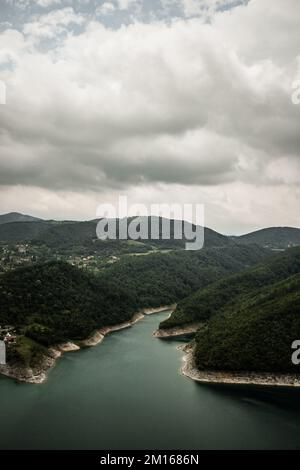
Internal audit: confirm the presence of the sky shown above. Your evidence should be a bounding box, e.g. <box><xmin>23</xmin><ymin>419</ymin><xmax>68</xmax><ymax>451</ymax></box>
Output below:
<box><xmin>0</xmin><ymin>0</ymin><xmax>299</xmax><ymax>235</ymax></box>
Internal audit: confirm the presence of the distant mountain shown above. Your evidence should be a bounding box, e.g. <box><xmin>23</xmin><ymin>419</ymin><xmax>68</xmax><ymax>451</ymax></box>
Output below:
<box><xmin>0</xmin><ymin>212</ymin><xmax>42</xmax><ymax>225</ymax></box>
<box><xmin>233</xmin><ymin>227</ymin><xmax>300</xmax><ymax>249</ymax></box>
<box><xmin>0</xmin><ymin>216</ymin><xmax>231</xmax><ymax>249</ymax></box>
<box><xmin>0</xmin><ymin>220</ymin><xmax>55</xmax><ymax>243</ymax></box>
<box><xmin>1</xmin><ymin>215</ymin><xmax>299</xmax><ymax>251</ymax></box>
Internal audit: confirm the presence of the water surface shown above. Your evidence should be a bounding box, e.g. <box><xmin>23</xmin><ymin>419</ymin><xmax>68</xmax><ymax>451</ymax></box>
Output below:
<box><xmin>1</xmin><ymin>311</ymin><xmax>300</xmax><ymax>450</ymax></box>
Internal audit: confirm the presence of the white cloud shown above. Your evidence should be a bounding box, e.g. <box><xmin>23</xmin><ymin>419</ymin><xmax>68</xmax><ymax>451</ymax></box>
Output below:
<box><xmin>181</xmin><ymin>0</ymin><xmax>205</xmax><ymax>17</ymax></box>
<box><xmin>5</xmin><ymin>0</ymin><xmax>62</xmax><ymax>7</ymax></box>
<box><xmin>36</xmin><ymin>0</ymin><xmax>62</xmax><ymax>7</ymax></box>
<box><xmin>23</xmin><ymin>7</ymin><xmax>85</xmax><ymax>41</ymax></box>
<box><xmin>116</xmin><ymin>0</ymin><xmax>139</xmax><ymax>11</ymax></box>
<box><xmin>96</xmin><ymin>2</ymin><xmax>116</xmax><ymax>16</ymax></box>
<box><xmin>162</xmin><ymin>0</ymin><xmax>247</xmax><ymax>19</ymax></box>
<box><xmin>0</xmin><ymin>0</ymin><xmax>299</xmax><ymax>232</ymax></box>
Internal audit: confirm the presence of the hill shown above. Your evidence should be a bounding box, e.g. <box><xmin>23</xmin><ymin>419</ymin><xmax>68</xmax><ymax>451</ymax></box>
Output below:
<box><xmin>234</xmin><ymin>227</ymin><xmax>300</xmax><ymax>249</ymax></box>
<box><xmin>100</xmin><ymin>244</ymin><xmax>269</xmax><ymax>309</ymax></box>
<box><xmin>0</xmin><ymin>221</ymin><xmax>54</xmax><ymax>243</ymax></box>
<box><xmin>0</xmin><ymin>261</ymin><xmax>137</xmax><ymax>367</ymax></box>
<box><xmin>160</xmin><ymin>246</ymin><xmax>300</xmax><ymax>329</ymax></box>
<box><xmin>194</xmin><ymin>272</ymin><xmax>300</xmax><ymax>372</ymax></box>
<box><xmin>0</xmin><ymin>216</ymin><xmax>231</xmax><ymax>250</ymax></box>
<box><xmin>0</xmin><ymin>212</ymin><xmax>42</xmax><ymax>225</ymax></box>
<box><xmin>159</xmin><ymin>246</ymin><xmax>300</xmax><ymax>373</ymax></box>
<box><xmin>0</xmin><ymin>261</ymin><xmax>138</xmax><ymax>342</ymax></box>
<box><xmin>0</xmin><ymin>244</ymin><xmax>269</xmax><ymax>369</ymax></box>
<box><xmin>1</xmin><ymin>216</ymin><xmax>299</xmax><ymax>251</ymax></box>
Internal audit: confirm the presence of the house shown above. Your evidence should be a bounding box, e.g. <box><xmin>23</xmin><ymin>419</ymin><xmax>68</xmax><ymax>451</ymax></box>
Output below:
<box><xmin>4</xmin><ymin>332</ymin><xmax>16</xmax><ymax>344</ymax></box>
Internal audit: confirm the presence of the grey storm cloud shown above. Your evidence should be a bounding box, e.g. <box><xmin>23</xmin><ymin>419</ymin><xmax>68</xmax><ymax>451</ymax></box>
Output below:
<box><xmin>0</xmin><ymin>0</ymin><xmax>299</xmax><ymax>232</ymax></box>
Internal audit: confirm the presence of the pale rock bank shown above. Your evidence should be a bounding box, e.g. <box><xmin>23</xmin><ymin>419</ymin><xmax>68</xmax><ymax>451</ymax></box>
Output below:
<box><xmin>181</xmin><ymin>343</ymin><xmax>300</xmax><ymax>388</ymax></box>
<box><xmin>154</xmin><ymin>322</ymin><xmax>202</xmax><ymax>339</ymax></box>
<box><xmin>0</xmin><ymin>305</ymin><xmax>174</xmax><ymax>384</ymax></box>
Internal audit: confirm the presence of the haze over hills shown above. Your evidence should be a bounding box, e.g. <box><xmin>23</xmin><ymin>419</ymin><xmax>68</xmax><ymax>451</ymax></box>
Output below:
<box><xmin>232</xmin><ymin>227</ymin><xmax>300</xmax><ymax>249</ymax></box>
<box><xmin>0</xmin><ymin>212</ymin><xmax>42</xmax><ymax>225</ymax></box>
<box><xmin>0</xmin><ymin>214</ymin><xmax>230</xmax><ymax>249</ymax></box>
<box><xmin>0</xmin><ymin>212</ymin><xmax>299</xmax><ymax>250</ymax></box>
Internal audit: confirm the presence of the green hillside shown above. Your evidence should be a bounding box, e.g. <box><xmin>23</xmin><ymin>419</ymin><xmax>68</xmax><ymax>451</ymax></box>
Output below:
<box><xmin>160</xmin><ymin>246</ymin><xmax>300</xmax><ymax>329</ymax></box>
<box><xmin>234</xmin><ymin>227</ymin><xmax>300</xmax><ymax>249</ymax></box>
<box><xmin>0</xmin><ymin>217</ymin><xmax>231</xmax><ymax>250</ymax></box>
<box><xmin>0</xmin><ymin>212</ymin><xmax>42</xmax><ymax>225</ymax></box>
<box><xmin>0</xmin><ymin>261</ymin><xmax>138</xmax><ymax>368</ymax></box>
<box><xmin>194</xmin><ymin>273</ymin><xmax>300</xmax><ymax>372</ymax></box>
<box><xmin>0</xmin><ymin>221</ymin><xmax>54</xmax><ymax>243</ymax></box>
<box><xmin>0</xmin><ymin>244</ymin><xmax>268</xmax><ymax>369</ymax></box>
<box><xmin>100</xmin><ymin>244</ymin><xmax>269</xmax><ymax>309</ymax></box>
<box><xmin>0</xmin><ymin>261</ymin><xmax>137</xmax><ymax>344</ymax></box>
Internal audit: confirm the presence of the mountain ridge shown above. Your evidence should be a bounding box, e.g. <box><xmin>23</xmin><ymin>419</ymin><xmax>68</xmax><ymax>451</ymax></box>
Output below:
<box><xmin>0</xmin><ymin>212</ymin><xmax>42</xmax><ymax>225</ymax></box>
<box><xmin>0</xmin><ymin>213</ymin><xmax>299</xmax><ymax>250</ymax></box>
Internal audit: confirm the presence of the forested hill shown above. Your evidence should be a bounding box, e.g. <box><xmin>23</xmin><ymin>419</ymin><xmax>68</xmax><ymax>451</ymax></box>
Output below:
<box><xmin>194</xmin><ymin>272</ymin><xmax>300</xmax><ymax>373</ymax></box>
<box><xmin>0</xmin><ymin>217</ymin><xmax>230</xmax><ymax>250</ymax></box>
<box><xmin>0</xmin><ymin>261</ymin><xmax>137</xmax><ymax>345</ymax></box>
<box><xmin>155</xmin><ymin>246</ymin><xmax>300</xmax><ymax>373</ymax></box>
<box><xmin>160</xmin><ymin>246</ymin><xmax>300</xmax><ymax>329</ymax></box>
<box><xmin>0</xmin><ymin>212</ymin><xmax>41</xmax><ymax>225</ymax></box>
<box><xmin>0</xmin><ymin>244</ymin><xmax>268</xmax><ymax>367</ymax></box>
<box><xmin>99</xmin><ymin>244</ymin><xmax>269</xmax><ymax>308</ymax></box>
<box><xmin>0</xmin><ymin>214</ymin><xmax>299</xmax><ymax>251</ymax></box>
<box><xmin>232</xmin><ymin>227</ymin><xmax>300</xmax><ymax>249</ymax></box>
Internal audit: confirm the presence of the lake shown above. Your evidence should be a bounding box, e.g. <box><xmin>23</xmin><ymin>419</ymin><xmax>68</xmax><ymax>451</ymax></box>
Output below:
<box><xmin>1</xmin><ymin>310</ymin><xmax>300</xmax><ymax>450</ymax></box>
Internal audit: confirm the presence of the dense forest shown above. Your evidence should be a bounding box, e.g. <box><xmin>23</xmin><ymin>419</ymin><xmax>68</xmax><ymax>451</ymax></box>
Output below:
<box><xmin>0</xmin><ymin>244</ymin><xmax>268</xmax><ymax>368</ymax></box>
<box><xmin>0</xmin><ymin>261</ymin><xmax>137</xmax><ymax>343</ymax></box>
<box><xmin>157</xmin><ymin>247</ymin><xmax>300</xmax><ymax>373</ymax></box>
<box><xmin>232</xmin><ymin>227</ymin><xmax>300</xmax><ymax>249</ymax></box>
<box><xmin>99</xmin><ymin>244</ymin><xmax>269</xmax><ymax>308</ymax></box>
<box><xmin>160</xmin><ymin>246</ymin><xmax>300</xmax><ymax>329</ymax></box>
<box><xmin>1</xmin><ymin>230</ymin><xmax>299</xmax><ymax>374</ymax></box>
<box><xmin>194</xmin><ymin>273</ymin><xmax>300</xmax><ymax>372</ymax></box>
<box><xmin>1</xmin><ymin>213</ymin><xmax>299</xmax><ymax>250</ymax></box>
<box><xmin>0</xmin><ymin>217</ymin><xmax>230</xmax><ymax>251</ymax></box>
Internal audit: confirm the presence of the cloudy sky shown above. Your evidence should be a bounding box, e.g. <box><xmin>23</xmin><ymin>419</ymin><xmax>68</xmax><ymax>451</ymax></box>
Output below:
<box><xmin>0</xmin><ymin>0</ymin><xmax>299</xmax><ymax>234</ymax></box>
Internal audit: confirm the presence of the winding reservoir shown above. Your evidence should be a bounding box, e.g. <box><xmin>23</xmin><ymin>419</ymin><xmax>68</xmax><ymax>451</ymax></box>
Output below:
<box><xmin>1</xmin><ymin>310</ymin><xmax>300</xmax><ymax>450</ymax></box>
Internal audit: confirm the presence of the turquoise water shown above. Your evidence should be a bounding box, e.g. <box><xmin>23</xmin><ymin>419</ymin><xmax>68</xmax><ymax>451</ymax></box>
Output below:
<box><xmin>1</xmin><ymin>310</ymin><xmax>300</xmax><ymax>450</ymax></box>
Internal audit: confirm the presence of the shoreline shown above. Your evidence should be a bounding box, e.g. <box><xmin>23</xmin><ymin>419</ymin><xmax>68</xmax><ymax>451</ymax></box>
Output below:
<box><xmin>0</xmin><ymin>304</ymin><xmax>175</xmax><ymax>385</ymax></box>
<box><xmin>154</xmin><ymin>322</ymin><xmax>202</xmax><ymax>339</ymax></box>
<box><xmin>143</xmin><ymin>304</ymin><xmax>176</xmax><ymax>316</ymax></box>
<box><xmin>180</xmin><ymin>343</ymin><xmax>300</xmax><ymax>388</ymax></box>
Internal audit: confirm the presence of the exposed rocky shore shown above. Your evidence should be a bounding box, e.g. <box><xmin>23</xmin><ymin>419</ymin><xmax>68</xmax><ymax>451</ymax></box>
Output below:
<box><xmin>0</xmin><ymin>305</ymin><xmax>175</xmax><ymax>384</ymax></box>
<box><xmin>143</xmin><ymin>304</ymin><xmax>176</xmax><ymax>315</ymax></box>
<box><xmin>181</xmin><ymin>343</ymin><xmax>300</xmax><ymax>388</ymax></box>
<box><xmin>154</xmin><ymin>322</ymin><xmax>202</xmax><ymax>339</ymax></box>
